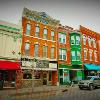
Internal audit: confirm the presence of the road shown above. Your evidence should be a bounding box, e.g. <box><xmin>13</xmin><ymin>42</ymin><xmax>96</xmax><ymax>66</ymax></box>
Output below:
<box><xmin>36</xmin><ymin>86</ymin><xmax>100</xmax><ymax>100</ymax></box>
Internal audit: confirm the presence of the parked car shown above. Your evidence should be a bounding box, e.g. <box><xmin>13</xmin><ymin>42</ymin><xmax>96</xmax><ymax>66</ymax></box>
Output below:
<box><xmin>78</xmin><ymin>76</ymin><xmax>100</xmax><ymax>90</ymax></box>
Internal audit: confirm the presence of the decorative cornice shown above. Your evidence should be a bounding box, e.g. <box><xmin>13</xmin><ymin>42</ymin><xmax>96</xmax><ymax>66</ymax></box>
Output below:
<box><xmin>22</xmin><ymin>7</ymin><xmax>60</xmax><ymax>28</ymax></box>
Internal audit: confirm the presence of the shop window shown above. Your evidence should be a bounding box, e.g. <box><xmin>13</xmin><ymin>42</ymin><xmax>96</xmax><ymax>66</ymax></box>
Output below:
<box><xmin>26</xmin><ymin>23</ymin><xmax>31</xmax><ymax>35</ymax></box>
<box><xmin>59</xmin><ymin>49</ymin><xmax>66</xmax><ymax>60</ymax></box>
<box><xmin>59</xmin><ymin>33</ymin><xmax>66</xmax><ymax>44</ymax></box>
<box><xmin>51</xmin><ymin>47</ymin><xmax>55</xmax><ymax>59</ymax></box>
<box><xmin>34</xmin><ymin>44</ymin><xmax>39</xmax><ymax>57</ymax></box>
<box><xmin>43</xmin><ymin>28</ymin><xmax>48</xmax><ymax>39</ymax></box>
<box><xmin>71</xmin><ymin>51</ymin><xmax>76</xmax><ymax>61</ymax></box>
<box><xmin>34</xmin><ymin>71</ymin><xmax>41</xmax><ymax>79</ymax></box>
<box><xmin>23</xmin><ymin>73</ymin><xmax>32</xmax><ymax>79</ymax></box>
<box><xmin>25</xmin><ymin>43</ymin><xmax>30</xmax><ymax>56</ymax></box>
<box><xmin>35</xmin><ymin>26</ymin><xmax>40</xmax><ymax>37</ymax></box>
<box><xmin>51</xmin><ymin>31</ymin><xmax>55</xmax><ymax>41</ymax></box>
<box><xmin>71</xmin><ymin>36</ymin><xmax>75</xmax><ymax>45</ymax></box>
<box><xmin>43</xmin><ymin>46</ymin><xmax>48</xmax><ymax>58</ymax></box>
<box><xmin>76</xmin><ymin>36</ymin><xmax>80</xmax><ymax>45</ymax></box>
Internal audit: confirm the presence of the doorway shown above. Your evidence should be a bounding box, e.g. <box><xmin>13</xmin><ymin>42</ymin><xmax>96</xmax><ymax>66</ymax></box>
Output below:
<box><xmin>43</xmin><ymin>72</ymin><xmax>47</xmax><ymax>85</ymax></box>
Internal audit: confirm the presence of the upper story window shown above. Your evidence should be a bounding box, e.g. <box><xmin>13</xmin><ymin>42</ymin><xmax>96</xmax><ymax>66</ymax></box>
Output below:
<box><xmin>84</xmin><ymin>49</ymin><xmax>88</xmax><ymax>60</ymax></box>
<box><xmin>51</xmin><ymin>31</ymin><xmax>55</xmax><ymax>41</ymax></box>
<box><xmin>59</xmin><ymin>49</ymin><xmax>66</xmax><ymax>60</ymax></box>
<box><xmin>59</xmin><ymin>33</ymin><xmax>66</xmax><ymax>44</ymax></box>
<box><xmin>71</xmin><ymin>36</ymin><xmax>75</xmax><ymax>45</ymax></box>
<box><xmin>26</xmin><ymin>24</ymin><xmax>31</xmax><ymax>35</ymax></box>
<box><xmin>34</xmin><ymin>44</ymin><xmax>39</xmax><ymax>57</ymax></box>
<box><xmin>83</xmin><ymin>35</ymin><xmax>87</xmax><ymax>45</ymax></box>
<box><xmin>51</xmin><ymin>47</ymin><xmax>55</xmax><ymax>59</ymax></box>
<box><xmin>25</xmin><ymin>43</ymin><xmax>30</xmax><ymax>56</ymax></box>
<box><xmin>35</xmin><ymin>26</ymin><xmax>40</xmax><ymax>37</ymax></box>
<box><xmin>88</xmin><ymin>37</ymin><xmax>92</xmax><ymax>47</ymax></box>
<box><xmin>89</xmin><ymin>50</ymin><xmax>93</xmax><ymax>61</ymax></box>
<box><xmin>76</xmin><ymin>36</ymin><xmax>80</xmax><ymax>45</ymax></box>
<box><xmin>71</xmin><ymin>51</ymin><xmax>76</xmax><ymax>61</ymax></box>
<box><xmin>92</xmin><ymin>39</ymin><xmax>96</xmax><ymax>48</ymax></box>
<box><xmin>43</xmin><ymin>28</ymin><xmax>48</xmax><ymax>39</ymax></box>
<box><xmin>77</xmin><ymin>51</ymin><xmax>81</xmax><ymax>61</ymax></box>
<box><xmin>94</xmin><ymin>51</ymin><xmax>97</xmax><ymax>62</ymax></box>
<box><xmin>43</xmin><ymin>46</ymin><xmax>48</xmax><ymax>58</ymax></box>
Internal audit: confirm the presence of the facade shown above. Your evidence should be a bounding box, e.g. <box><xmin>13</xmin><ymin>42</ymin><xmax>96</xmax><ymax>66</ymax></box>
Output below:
<box><xmin>0</xmin><ymin>20</ymin><xmax>22</xmax><ymax>89</ymax></box>
<box><xmin>69</xmin><ymin>31</ymin><xmax>83</xmax><ymax>82</ymax></box>
<box><xmin>21</xmin><ymin>8</ymin><xmax>60</xmax><ymax>87</ymax></box>
<box><xmin>57</xmin><ymin>25</ymin><xmax>73</xmax><ymax>85</ymax></box>
<box><xmin>80</xmin><ymin>26</ymin><xmax>100</xmax><ymax>78</ymax></box>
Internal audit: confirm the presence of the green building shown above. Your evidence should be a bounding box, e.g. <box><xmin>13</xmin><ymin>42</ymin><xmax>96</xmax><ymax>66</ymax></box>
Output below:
<box><xmin>69</xmin><ymin>32</ymin><xmax>84</xmax><ymax>82</ymax></box>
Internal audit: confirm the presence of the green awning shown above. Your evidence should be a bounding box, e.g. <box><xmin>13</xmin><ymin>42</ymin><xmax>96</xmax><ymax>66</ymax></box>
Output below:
<box><xmin>84</xmin><ymin>64</ymin><xmax>100</xmax><ymax>70</ymax></box>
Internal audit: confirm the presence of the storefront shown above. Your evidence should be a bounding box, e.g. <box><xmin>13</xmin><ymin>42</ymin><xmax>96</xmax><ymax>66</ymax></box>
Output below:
<box><xmin>84</xmin><ymin>64</ymin><xmax>100</xmax><ymax>78</ymax></box>
<box><xmin>0</xmin><ymin>60</ymin><xmax>21</xmax><ymax>90</ymax></box>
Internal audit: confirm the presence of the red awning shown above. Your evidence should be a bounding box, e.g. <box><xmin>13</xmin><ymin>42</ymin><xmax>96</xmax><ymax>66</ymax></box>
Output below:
<box><xmin>0</xmin><ymin>60</ymin><xmax>21</xmax><ymax>70</ymax></box>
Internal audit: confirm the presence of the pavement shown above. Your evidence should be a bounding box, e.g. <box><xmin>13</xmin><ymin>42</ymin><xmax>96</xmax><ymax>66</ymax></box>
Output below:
<box><xmin>0</xmin><ymin>85</ymin><xmax>70</xmax><ymax>100</ymax></box>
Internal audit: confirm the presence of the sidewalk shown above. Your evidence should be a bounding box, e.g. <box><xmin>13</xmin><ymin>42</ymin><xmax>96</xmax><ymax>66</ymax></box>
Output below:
<box><xmin>0</xmin><ymin>85</ymin><xmax>68</xmax><ymax>100</ymax></box>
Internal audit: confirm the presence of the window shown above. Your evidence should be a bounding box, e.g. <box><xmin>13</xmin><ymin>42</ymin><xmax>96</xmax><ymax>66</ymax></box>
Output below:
<box><xmin>34</xmin><ymin>44</ymin><xmax>39</xmax><ymax>57</ymax></box>
<box><xmin>35</xmin><ymin>26</ymin><xmax>39</xmax><ymax>37</ymax></box>
<box><xmin>88</xmin><ymin>37</ymin><xmax>92</xmax><ymax>47</ymax></box>
<box><xmin>83</xmin><ymin>35</ymin><xmax>87</xmax><ymax>45</ymax></box>
<box><xmin>59</xmin><ymin>33</ymin><xmax>66</xmax><ymax>44</ymax></box>
<box><xmin>43</xmin><ymin>28</ymin><xmax>48</xmax><ymax>39</ymax></box>
<box><xmin>43</xmin><ymin>46</ymin><xmax>48</xmax><ymax>58</ymax></box>
<box><xmin>51</xmin><ymin>47</ymin><xmax>55</xmax><ymax>59</ymax></box>
<box><xmin>59</xmin><ymin>49</ymin><xmax>66</xmax><ymax>60</ymax></box>
<box><xmin>77</xmin><ymin>51</ymin><xmax>81</xmax><ymax>61</ymax></box>
<box><xmin>94</xmin><ymin>51</ymin><xmax>97</xmax><ymax>62</ymax></box>
<box><xmin>26</xmin><ymin>24</ymin><xmax>31</xmax><ymax>35</ymax></box>
<box><xmin>71</xmin><ymin>51</ymin><xmax>76</xmax><ymax>61</ymax></box>
<box><xmin>25</xmin><ymin>43</ymin><xmax>30</xmax><ymax>56</ymax></box>
<box><xmin>71</xmin><ymin>36</ymin><xmax>75</xmax><ymax>45</ymax></box>
<box><xmin>84</xmin><ymin>49</ymin><xmax>87</xmax><ymax>60</ymax></box>
<box><xmin>76</xmin><ymin>36</ymin><xmax>80</xmax><ymax>45</ymax></box>
<box><xmin>51</xmin><ymin>31</ymin><xmax>55</xmax><ymax>41</ymax></box>
<box><xmin>89</xmin><ymin>50</ymin><xmax>93</xmax><ymax>61</ymax></box>
<box><xmin>93</xmin><ymin>39</ymin><xmax>96</xmax><ymax>48</ymax></box>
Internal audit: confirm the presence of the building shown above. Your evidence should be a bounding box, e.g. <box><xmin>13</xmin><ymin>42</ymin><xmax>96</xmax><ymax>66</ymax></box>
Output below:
<box><xmin>69</xmin><ymin>31</ymin><xmax>83</xmax><ymax>82</ymax></box>
<box><xmin>21</xmin><ymin>8</ymin><xmax>60</xmax><ymax>87</ymax></box>
<box><xmin>80</xmin><ymin>26</ymin><xmax>100</xmax><ymax>78</ymax></box>
<box><xmin>0</xmin><ymin>20</ymin><xmax>22</xmax><ymax>89</ymax></box>
<box><xmin>57</xmin><ymin>25</ymin><xmax>73</xmax><ymax>85</ymax></box>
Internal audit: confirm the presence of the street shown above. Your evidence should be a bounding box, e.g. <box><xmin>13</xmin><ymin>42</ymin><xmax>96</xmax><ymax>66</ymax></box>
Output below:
<box><xmin>36</xmin><ymin>86</ymin><xmax>100</xmax><ymax>100</ymax></box>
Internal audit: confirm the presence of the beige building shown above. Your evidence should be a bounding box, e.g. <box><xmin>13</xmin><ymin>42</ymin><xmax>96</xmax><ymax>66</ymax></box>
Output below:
<box><xmin>0</xmin><ymin>20</ymin><xmax>22</xmax><ymax>89</ymax></box>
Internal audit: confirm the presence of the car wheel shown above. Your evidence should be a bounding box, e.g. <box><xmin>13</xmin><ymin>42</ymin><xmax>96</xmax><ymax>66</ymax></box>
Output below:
<box><xmin>79</xmin><ymin>86</ymin><xmax>83</xmax><ymax>90</ymax></box>
<box><xmin>89</xmin><ymin>84</ymin><xmax>94</xmax><ymax>90</ymax></box>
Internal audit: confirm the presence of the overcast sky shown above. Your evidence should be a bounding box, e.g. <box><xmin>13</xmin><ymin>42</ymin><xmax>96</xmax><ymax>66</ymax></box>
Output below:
<box><xmin>0</xmin><ymin>0</ymin><xmax>100</xmax><ymax>33</ymax></box>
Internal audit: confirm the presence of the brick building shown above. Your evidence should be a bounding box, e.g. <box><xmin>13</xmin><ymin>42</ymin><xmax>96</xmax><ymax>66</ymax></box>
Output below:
<box><xmin>21</xmin><ymin>8</ymin><xmax>60</xmax><ymax>87</ymax></box>
<box><xmin>80</xmin><ymin>26</ymin><xmax>100</xmax><ymax>78</ymax></box>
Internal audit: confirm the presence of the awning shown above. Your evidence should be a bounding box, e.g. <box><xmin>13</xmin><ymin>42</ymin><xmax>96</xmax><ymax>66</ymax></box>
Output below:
<box><xmin>0</xmin><ymin>60</ymin><xmax>21</xmax><ymax>70</ymax></box>
<box><xmin>84</xmin><ymin>64</ymin><xmax>100</xmax><ymax>70</ymax></box>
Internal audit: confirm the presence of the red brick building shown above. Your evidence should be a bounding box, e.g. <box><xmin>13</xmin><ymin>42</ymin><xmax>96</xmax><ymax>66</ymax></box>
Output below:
<box><xmin>80</xmin><ymin>26</ymin><xmax>100</xmax><ymax>78</ymax></box>
<box><xmin>21</xmin><ymin>8</ymin><xmax>60</xmax><ymax>87</ymax></box>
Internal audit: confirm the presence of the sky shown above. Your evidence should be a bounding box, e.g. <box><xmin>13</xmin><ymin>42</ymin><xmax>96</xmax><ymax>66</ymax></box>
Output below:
<box><xmin>0</xmin><ymin>0</ymin><xmax>100</xmax><ymax>33</ymax></box>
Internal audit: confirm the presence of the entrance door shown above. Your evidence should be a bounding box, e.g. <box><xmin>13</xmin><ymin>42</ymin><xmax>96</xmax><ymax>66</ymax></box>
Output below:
<box><xmin>43</xmin><ymin>72</ymin><xmax>47</xmax><ymax>85</ymax></box>
<box><xmin>0</xmin><ymin>71</ymin><xmax>3</xmax><ymax>89</ymax></box>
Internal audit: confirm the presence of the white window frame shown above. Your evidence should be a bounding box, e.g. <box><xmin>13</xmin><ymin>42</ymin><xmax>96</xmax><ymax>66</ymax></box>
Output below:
<box><xmin>88</xmin><ymin>37</ymin><xmax>92</xmax><ymax>47</ymax></box>
<box><xmin>94</xmin><ymin>50</ymin><xmax>98</xmax><ymax>62</ymax></box>
<box><xmin>84</xmin><ymin>48</ymin><xmax>88</xmax><ymax>60</ymax></box>
<box><xmin>77</xmin><ymin>51</ymin><xmax>81</xmax><ymax>61</ymax></box>
<box><xmin>59</xmin><ymin>33</ymin><xmax>66</xmax><ymax>44</ymax></box>
<box><xmin>59</xmin><ymin>49</ymin><xmax>66</xmax><ymax>60</ymax></box>
<box><xmin>26</xmin><ymin>24</ymin><xmax>31</xmax><ymax>35</ymax></box>
<box><xmin>51</xmin><ymin>31</ymin><xmax>55</xmax><ymax>41</ymax></box>
<box><xmin>76</xmin><ymin>36</ymin><xmax>80</xmax><ymax>45</ymax></box>
<box><xmin>35</xmin><ymin>26</ymin><xmax>40</xmax><ymax>37</ymax></box>
<box><xmin>89</xmin><ymin>49</ymin><xmax>93</xmax><ymax>61</ymax></box>
<box><xmin>92</xmin><ymin>38</ymin><xmax>96</xmax><ymax>48</ymax></box>
<box><xmin>83</xmin><ymin>35</ymin><xmax>87</xmax><ymax>45</ymax></box>
<box><xmin>43</xmin><ymin>46</ymin><xmax>48</xmax><ymax>58</ymax></box>
<box><xmin>25</xmin><ymin>43</ymin><xmax>30</xmax><ymax>56</ymax></box>
<box><xmin>51</xmin><ymin>47</ymin><xmax>55</xmax><ymax>59</ymax></box>
<box><xmin>43</xmin><ymin>28</ymin><xmax>48</xmax><ymax>39</ymax></box>
<box><xmin>34</xmin><ymin>44</ymin><xmax>39</xmax><ymax>57</ymax></box>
